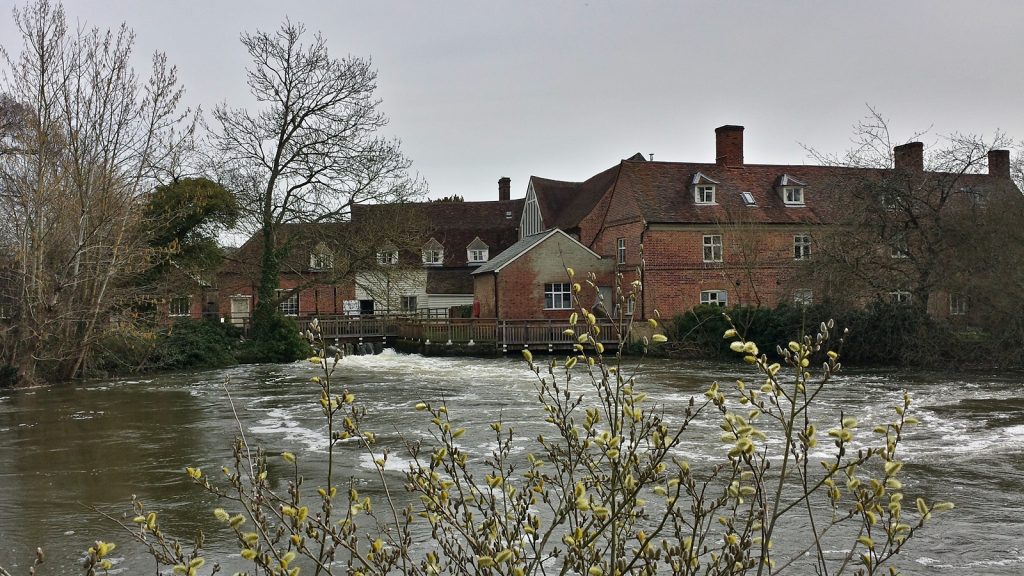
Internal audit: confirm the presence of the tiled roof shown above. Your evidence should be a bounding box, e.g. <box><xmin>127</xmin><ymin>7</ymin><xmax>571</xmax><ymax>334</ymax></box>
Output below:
<box><xmin>353</xmin><ymin>199</ymin><xmax>524</xmax><ymax>267</ymax></box>
<box><xmin>605</xmin><ymin>160</ymin><xmax>879</xmax><ymax>226</ymax></box>
<box><xmin>219</xmin><ymin>222</ymin><xmax>349</xmax><ymax>278</ymax></box>
<box><xmin>471</xmin><ymin>230</ymin><xmax>556</xmax><ymax>275</ymax></box>
<box><xmin>531</xmin><ymin>161</ymin><xmax>623</xmax><ymax>230</ymax></box>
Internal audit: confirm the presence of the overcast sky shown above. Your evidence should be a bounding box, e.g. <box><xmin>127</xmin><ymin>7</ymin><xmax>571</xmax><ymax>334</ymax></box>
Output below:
<box><xmin>3</xmin><ymin>0</ymin><xmax>1023</xmax><ymax>202</ymax></box>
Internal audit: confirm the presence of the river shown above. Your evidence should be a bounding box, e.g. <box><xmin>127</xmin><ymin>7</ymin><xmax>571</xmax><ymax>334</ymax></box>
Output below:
<box><xmin>1</xmin><ymin>352</ymin><xmax>1022</xmax><ymax>574</ymax></box>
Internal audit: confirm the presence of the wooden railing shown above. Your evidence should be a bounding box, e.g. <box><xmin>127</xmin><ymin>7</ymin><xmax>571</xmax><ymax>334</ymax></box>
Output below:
<box><xmin>306</xmin><ymin>316</ymin><xmax>621</xmax><ymax>350</ymax></box>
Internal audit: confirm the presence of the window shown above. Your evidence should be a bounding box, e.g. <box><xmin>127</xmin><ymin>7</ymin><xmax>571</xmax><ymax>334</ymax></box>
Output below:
<box><xmin>468</xmin><ymin>248</ymin><xmax>488</xmax><ymax>263</ymax></box>
<box><xmin>617</xmin><ymin>238</ymin><xmax>626</xmax><ymax>264</ymax></box>
<box><xmin>740</xmin><ymin>191</ymin><xmax>757</xmax><ymax>206</ymax></box>
<box><xmin>950</xmin><ymin>294</ymin><xmax>967</xmax><ymax>316</ymax></box>
<box><xmin>545</xmin><ymin>283</ymin><xmax>573</xmax><ymax>310</ymax></box>
<box><xmin>890</xmin><ymin>233</ymin><xmax>909</xmax><ymax>259</ymax></box>
<box><xmin>277</xmin><ymin>290</ymin><xmax>299</xmax><ymax>316</ymax></box>
<box><xmin>881</xmin><ymin>192</ymin><xmax>900</xmax><ymax>211</ymax></box>
<box><xmin>695</xmin><ymin>185</ymin><xmax>716</xmax><ymax>204</ymax></box>
<box><xmin>422</xmin><ymin>248</ymin><xmax>443</xmax><ymax>265</ymax></box>
<box><xmin>377</xmin><ymin>249</ymin><xmax>398</xmax><ymax>265</ymax></box>
<box><xmin>783</xmin><ymin>186</ymin><xmax>804</xmax><ymax>205</ymax></box>
<box><xmin>169</xmin><ymin>296</ymin><xmax>191</xmax><ymax>317</ymax></box>
<box><xmin>793</xmin><ymin>289</ymin><xmax>813</xmax><ymax>306</ymax></box>
<box><xmin>309</xmin><ymin>245</ymin><xmax>334</xmax><ymax>270</ymax></box>
<box><xmin>422</xmin><ymin>238</ymin><xmax>443</xmax><ymax>266</ymax></box>
<box><xmin>467</xmin><ymin>237</ymin><xmax>490</xmax><ymax>264</ymax></box>
<box><xmin>889</xmin><ymin>291</ymin><xmax>912</xmax><ymax>305</ymax></box>
<box><xmin>700</xmin><ymin>290</ymin><xmax>728</xmax><ymax>307</ymax></box>
<box><xmin>703</xmin><ymin>234</ymin><xmax>723</xmax><ymax>262</ymax></box>
<box><xmin>794</xmin><ymin>234</ymin><xmax>812</xmax><ymax>260</ymax></box>
<box><xmin>400</xmin><ymin>295</ymin><xmax>418</xmax><ymax>312</ymax></box>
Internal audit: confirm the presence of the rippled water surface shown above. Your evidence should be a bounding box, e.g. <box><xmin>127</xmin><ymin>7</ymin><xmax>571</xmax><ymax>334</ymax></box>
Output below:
<box><xmin>1</xmin><ymin>352</ymin><xmax>1022</xmax><ymax>574</ymax></box>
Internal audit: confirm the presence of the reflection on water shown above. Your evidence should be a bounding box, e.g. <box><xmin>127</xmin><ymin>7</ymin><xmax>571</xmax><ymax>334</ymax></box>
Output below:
<box><xmin>1</xmin><ymin>353</ymin><xmax>1023</xmax><ymax>574</ymax></box>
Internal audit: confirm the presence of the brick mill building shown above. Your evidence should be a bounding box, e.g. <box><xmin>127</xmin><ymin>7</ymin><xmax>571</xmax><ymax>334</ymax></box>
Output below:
<box><xmin>206</xmin><ymin>124</ymin><xmax>1018</xmax><ymax>326</ymax></box>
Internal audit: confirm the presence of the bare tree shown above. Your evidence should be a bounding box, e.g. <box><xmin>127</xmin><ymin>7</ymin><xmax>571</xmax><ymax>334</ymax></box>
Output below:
<box><xmin>0</xmin><ymin>0</ymin><xmax>194</xmax><ymax>382</ymax></box>
<box><xmin>211</xmin><ymin>20</ymin><xmax>424</xmax><ymax>343</ymax></box>
<box><xmin>802</xmin><ymin>108</ymin><xmax>1019</xmax><ymax>314</ymax></box>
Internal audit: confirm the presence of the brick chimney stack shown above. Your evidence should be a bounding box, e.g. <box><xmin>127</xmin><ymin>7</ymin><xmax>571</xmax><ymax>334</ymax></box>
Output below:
<box><xmin>715</xmin><ymin>125</ymin><xmax>744</xmax><ymax>167</ymax></box>
<box><xmin>893</xmin><ymin>142</ymin><xmax>924</xmax><ymax>172</ymax></box>
<box><xmin>498</xmin><ymin>177</ymin><xmax>511</xmax><ymax>202</ymax></box>
<box><xmin>988</xmin><ymin>149</ymin><xmax>1011</xmax><ymax>178</ymax></box>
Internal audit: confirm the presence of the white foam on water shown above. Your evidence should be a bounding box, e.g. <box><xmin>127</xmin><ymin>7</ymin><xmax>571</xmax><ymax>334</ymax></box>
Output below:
<box><xmin>357</xmin><ymin>451</ymin><xmax>415</xmax><ymax>473</ymax></box>
<box><xmin>249</xmin><ymin>407</ymin><xmax>326</xmax><ymax>453</ymax></box>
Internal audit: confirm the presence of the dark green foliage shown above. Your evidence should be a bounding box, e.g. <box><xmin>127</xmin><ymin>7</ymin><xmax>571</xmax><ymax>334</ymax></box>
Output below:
<box><xmin>237</xmin><ymin>307</ymin><xmax>311</xmax><ymax>364</ymax></box>
<box><xmin>140</xmin><ymin>177</ymin><xmax>239</xmax><ymax>285</ymax></box>
<box><xmin>90</xmin><ymin>319</ymin><xmax>241</xmax><ymax>375</ymax></box>
<box><xmin>155</xmin><ymin>319</ymin><xmax>241</xmax><ymax>370</ymax></box>
<box><xmin>0</xmin><ymin>364</ymin><xmax>17</xmax><ymax>388</ymax></box>
<box><xmin>666</xmin><ymin>301</ymin><xmax>997</xmax><ymax>368</ymax></box>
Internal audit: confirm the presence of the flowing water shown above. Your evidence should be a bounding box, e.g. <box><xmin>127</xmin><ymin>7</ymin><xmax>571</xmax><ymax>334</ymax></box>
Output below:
<box><xmin>1</xmin><ymin>352</ymin><xmax>1022</xmax><ymax>574</ymax></box>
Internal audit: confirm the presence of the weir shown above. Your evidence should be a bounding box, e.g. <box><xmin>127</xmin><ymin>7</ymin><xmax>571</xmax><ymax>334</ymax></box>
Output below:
<box><xmin>309</xmin><ymin>316</ymin><xmax>622</xmax><ymax>354</ymax></box>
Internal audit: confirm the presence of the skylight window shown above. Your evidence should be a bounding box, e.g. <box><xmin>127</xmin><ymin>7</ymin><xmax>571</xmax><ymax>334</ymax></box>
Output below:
<box><xmin>740</xmin><ymin>191</ymin><xmax>756</xmax><ymax>206</ymax></box>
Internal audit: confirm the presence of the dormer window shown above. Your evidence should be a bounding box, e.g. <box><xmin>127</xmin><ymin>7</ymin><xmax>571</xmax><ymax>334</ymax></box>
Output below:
<box><xmin>377</xmin><ymin>247</ymin><xmax>398</xmax><ymax>265</ymax></box>
<box><xmin>691</xmin><ymin>172</ymin><xmax>720</xmax><ymax>204</ymax></box>
<box><xmin>309</xmin><ymin>243</ymin><xmax>334</xmax><ymax>270</ymax></box>
<box><xmin>422</xmin><ymin>238</ymin><xmax>443</xmax><ymax>266</ymax></box>
<box><xmin>467</xmin><ymin>237</ymin><xmax>490</xmax><ymax>264</ymax></box>
<box><xmin>777</xmin><ymin>174</ymin><xmax>807</xmax><ymax>206</ymax></box>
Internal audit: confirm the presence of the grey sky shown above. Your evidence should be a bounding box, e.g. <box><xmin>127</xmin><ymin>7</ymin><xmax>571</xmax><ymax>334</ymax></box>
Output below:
<box><xmin>3</xmin><ymin>0</ymin><xmax>1022</xmax><ymax>202</ymax></box>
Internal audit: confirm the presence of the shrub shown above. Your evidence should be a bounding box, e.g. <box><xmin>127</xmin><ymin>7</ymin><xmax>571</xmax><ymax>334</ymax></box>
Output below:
<box><xmin>153</xmin><ymin>318</ymin><xmax>241</xmax><ymax>370</ymax></box>
<box><xmin>236</xmin><ymin>307</ymin><xmax>311</xmax><ymax>364</ymax></box>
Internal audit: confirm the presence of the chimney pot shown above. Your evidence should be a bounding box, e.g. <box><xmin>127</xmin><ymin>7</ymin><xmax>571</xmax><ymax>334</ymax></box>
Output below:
<box><xmin>715</xmin><ymin>125</ymin><xmax>744</xmax><ymax>167</ymax></box>
<box><xmin>498</xmin><ymin>177</ymin><xmax>511</xmax><ymax>202</ymax></box>
<box><xmin>988</xmin><ymin>149</ymin><xmax>1011</xmax><ymax>178</ymax></box>
<box><xmin>893</xmin><ymin>142</ymin><xmax>924</xmax><ymax>172</ymax></box>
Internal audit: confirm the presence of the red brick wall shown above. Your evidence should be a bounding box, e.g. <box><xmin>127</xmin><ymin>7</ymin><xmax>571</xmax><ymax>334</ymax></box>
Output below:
<box><xmin>474</xmin><ymin>274</ymin><xmax>497</xmax><ymax>318</ymax></box>
<box><xmin>490</xmin><ymin>233</ymin><xmax>614</xmax><ymax>319</ymax></box>
<box><xmin>214</xmin><ymin>272</ymin><xmax>355</xmax><ymax>321</ymax></box>
<box><xmin>644</xmin><ymin>225</ymin><xmax>817</xmax><ymax>316</ymax></box>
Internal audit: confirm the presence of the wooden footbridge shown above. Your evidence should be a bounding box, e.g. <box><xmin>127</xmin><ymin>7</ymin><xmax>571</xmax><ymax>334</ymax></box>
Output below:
<box><xmin>308</xmin><ymin>316</ymin><xmax>622</xmax><ymax>354</ymax></box>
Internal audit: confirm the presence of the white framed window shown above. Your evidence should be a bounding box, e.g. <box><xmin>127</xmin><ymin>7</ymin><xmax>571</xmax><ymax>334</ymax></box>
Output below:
<box><xmin>377</xmin><ymin>249</ymin><xmax>399</xmax><ymax>265</ymax></box>
<box><xmin>545</xmin><ymin>283</ymin><xmax>573</xmax><ymax>310</ymax></box>
<box><xmin>422</xmin><ymin>248</ymin><xmax>443</xmax><ymax>266</ymax></box>
<box><xmin>400</xmin><ymin>295</ymin><xmax>418</xmax><ymax>312</ymax></box>
<box><xmin>889</xmin><ymin>291</ymin><xmax>912</xmax><ymax>305</ymax></box>
<box><xmin>793</xmin><ymin>289</ymin><xmax>813</xmax><ymax>306</ymax></box>
<box><xmin>277</xmin><ymin>289</ymin><xmax>299</xmax><ymax>316</ymax></box>
<box><xmin>703</xmin><ymin>234</ymin><xmax>723</xmax><ymax>263</ymax></box>
<box><xmin>617</xmin><ymin>238</ymin><xmax>626</xmax><ymax>264</ymax></box>
<box><xmin>783</xmin><ymin>186</ymin><xmax>804</xmax><ymax>205</ymax></box>
<box><xmin>700</xmin><ymin>290</ymin><xmax>728</xmax><ymax>307</ymax></box>
<box><xmin>950</xmin><ymin>294</ymin><xmax>967</xmax><ymax>316</ymax></box>
<box><xmin>626</xmin><ymin>295</ymin><xmax>635</xmax><ymax>315</ymax></box>
<box><xmin>468</xmin><ymin>248</ymin><xmax>488</xmax><ymax>263</ymax></box>
<box><xmin>740</xmin><ymin>191</ymin><xmax>757</xmax><ymax>206</ymax></box>
<box><xmin>794</xmin><ymin>234</ymin><xmax>812</xmax><ymax>260</ymax></box>
<box><xmin>695</xmin><ymin>185</ymin><xmax>716</xmax><ymax>204</ymax></box>
<box><xmin>169</xmin><ymin>296</ymin><xmax>191</xmax><ymax>317</ymax></box>
<box><xmin>889</xmin><ymin>233</ymin><xmax>909</xmax><ymax>259</ymax></box>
